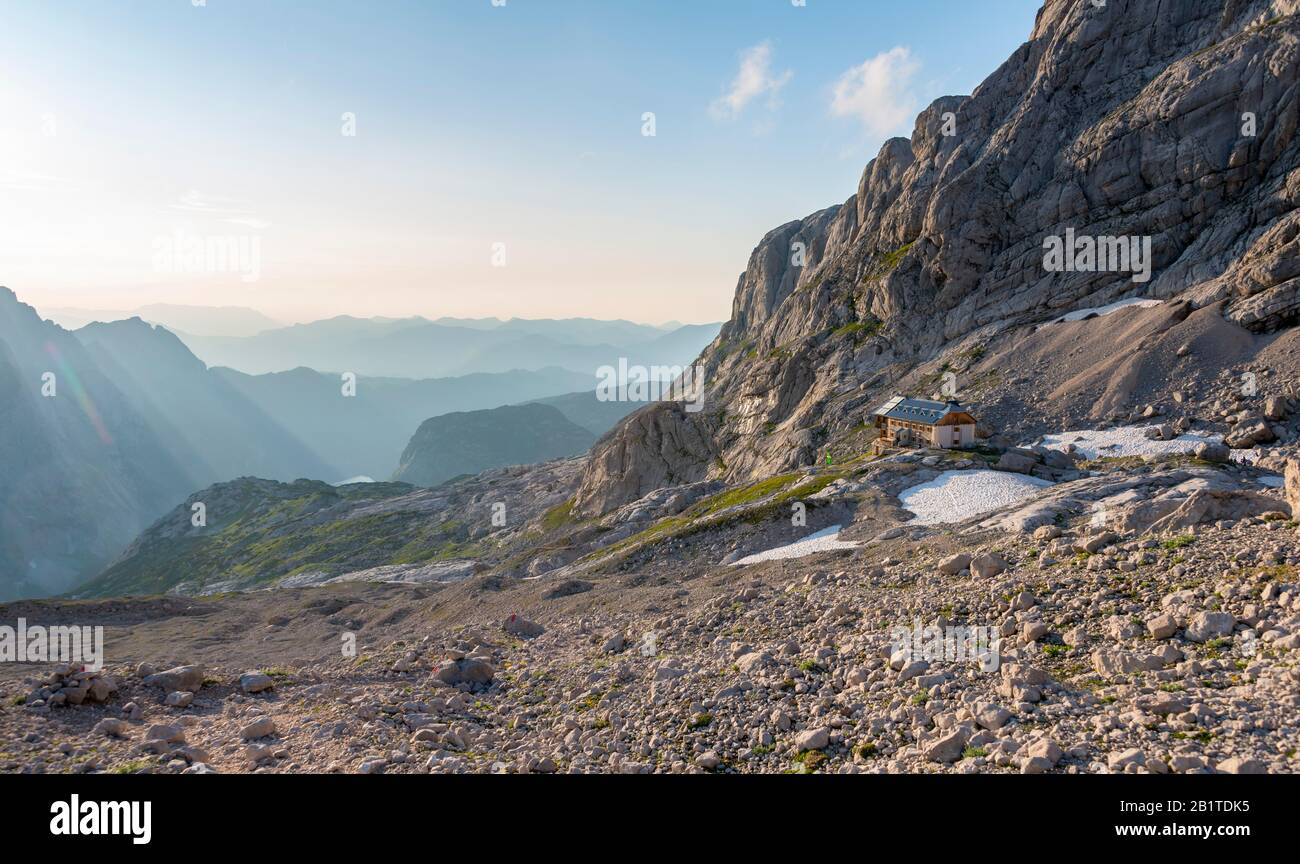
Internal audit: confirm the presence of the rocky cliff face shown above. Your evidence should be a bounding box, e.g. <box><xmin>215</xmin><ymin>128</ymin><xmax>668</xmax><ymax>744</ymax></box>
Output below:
<box><xmin>574</xmin><ymin>0</ymin><xmax>1300</xmax><ymax>517</ymax></box>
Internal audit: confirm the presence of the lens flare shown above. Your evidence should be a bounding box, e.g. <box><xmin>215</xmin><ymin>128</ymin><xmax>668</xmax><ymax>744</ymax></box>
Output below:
<box><xmin>44</xmin><ymin>340</ymin><xmax>112</xmax><ymax>445</ymax></box>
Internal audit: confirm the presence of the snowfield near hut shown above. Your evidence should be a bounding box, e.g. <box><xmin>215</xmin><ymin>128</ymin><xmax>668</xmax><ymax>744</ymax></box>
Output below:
<box><xmin>899</xmin><ymin>470</ymin><xmax>1054</xmax><ymax>525</ymax></box>
<box><xmin>1034</xmin><ymin>426</ymin><xmax>1221</xmax><ymax>461</ymax></box>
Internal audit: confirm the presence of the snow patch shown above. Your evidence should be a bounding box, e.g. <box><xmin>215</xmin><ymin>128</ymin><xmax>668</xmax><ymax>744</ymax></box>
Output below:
<box><xmin>900</xmin><ymin>470</ymin><xmax>1054</xmax><ymax>525</ymax></box>
<box><xmin>729</xmin><ymin>524</ymin><xmax>858</xmax><ymax>566</ymax></box>
<box><xmin>1035</xmin><ymin>426</ymin><xmax>1220</xmax><ymax>460</ymax></box>
<box><xmin>1050</xmin><ymin>297</ymin><xmax>1162</xmax><ymax>324</ymax></box>
<box><xmin>1259</xmin><ymin>475</ymin><xmax>1284</xmax><ymax>488</ymax></box>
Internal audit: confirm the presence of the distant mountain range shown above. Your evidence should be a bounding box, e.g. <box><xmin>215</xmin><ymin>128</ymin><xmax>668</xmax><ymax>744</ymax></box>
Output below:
<box><xmin>39</xmin><ymin>303</ymin><xmax>721</xmax><ymax>380</ymax></box>
<box><xmin>38</xmin><ymin>302</ymin><xmax>284</xmax><ymax>339</ymax></box>
<box><xmin>169</xmin><ymin>316</ymin><xmax>719</xmax><ymax>379</ymax></box>
<box><xmin>1</xmin><ymin>288</ymin><xmax>712</xmax><ymax>599</ymax></box>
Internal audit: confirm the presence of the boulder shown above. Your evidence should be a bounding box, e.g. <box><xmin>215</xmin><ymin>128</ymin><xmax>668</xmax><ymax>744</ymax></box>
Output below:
<box><xmin>924</xmin><ymin>727</ymin><xmax>971</xmax><ymax>763</ymax></box>
<box><xmin>969</xmin><ymin>554</ymin><xmax>1007</xmax><ymax>579</ymax></box>
<box><xmin>794</xmin><ymin>727</ymin><xmax>830</xmax><ymax>751</ymax></box>
<box><xmin>1194</xmin><ymin>441</ymin><xmax>1231</xmax><ymax>463</ymax></box>
<box><xmin>143</xmin><ymin>665</ymin><xmax>205</xmax><ymax>694</ymax></box>
<box><xmin>144</xmin><ymin>723</ymin><xmax>186</xmax><ymax>744</ymax></box>
<box><xmin>973</xmin><ymin>703</ymin><xmax>1012</xmax><ymax>730</ymax></box>
<box><xmin>1184</xmin><ymin>610</ymin><xmax>1234</xmax><ymax>643</ymax></box>
<box><xmin>239</xmin><ymin>672</ymin><xmax>275</xmax><ymax>694</ymax></box>
<box><xmin>1092</xmin><ymin>649</ymin><xmax>1162</xmax><ymax>677</ymax></box>
<box><xmin>503</xmin><ymin>614</ymin><xmax>545</xmax><ymax>639</ymax></box>
<box><xmin>937</xmin><ymin>553</ymin><xmax>972</xmax><ymax>575</ymax></box>
<box><xmin>1120</xmin><ymin>489</ymin><xmax>1288</xmax><ymax>535</ymax></box>
<box><xmin>1021</xmin><ymin>621</ymin><xmax>1049</xmax><ymax>643</ymax></box>
<box><xmin>1285</xmin><ymin>458</ymin><xmax>1300</xmax><ymax>516</ymax></box>
<box><xmin>1108</xmin><ymin>748</ymin><xmax>1146</xmax><ymax>770</ymax></box>
<box><xmin>995</xmin><ymin>450</ymin><xmax>1040</xmax><ymax>474</ymax></box>
<box><xmin>240</xmin><ymin>716</ymin><xmax>277</xmax><ymax>740</ymax></box>
<box><xmin>1216</xmin><ymin>757</ymin><xmax>1266</xmax><ymax>775</ymax></box>
<box><xmin>433</xmin><ymin>658</ymin><xmax>495</xmax><ymax>687</ymax></box>
<box><xmin>1225</xmin><ymin>420</ymin><xmax>1275</xmax><ymax>448</ymax></box>
<box><xmin>1146</xmin><ymin>613</ymin><xmax>1179</xmax><ymax>640</ymax></box>
<box><xmin>164</xmin><ymin>691</ymin><xmax>193</xmax><ymax>708</ymax></box>
<box><xmin>897</xmin><ymin>659</ymin><xmax>930</xmax><ymax>682</ymax></box>
<box><xmin>93</xmin><ymin>718</ymin><xmax>126</xmax><ymax>738</ymax></box>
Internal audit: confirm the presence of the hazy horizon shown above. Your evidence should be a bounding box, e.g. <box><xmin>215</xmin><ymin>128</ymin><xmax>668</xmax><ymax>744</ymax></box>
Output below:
<box><xmin>27</xmin><ymin>295</ymin><xmax>713</xmax><ymax>331</ymax></box>
<box><xmin>1</xmin><ymin>0</ymin><xmax>1038</xmax><ymax>324</ymax></box>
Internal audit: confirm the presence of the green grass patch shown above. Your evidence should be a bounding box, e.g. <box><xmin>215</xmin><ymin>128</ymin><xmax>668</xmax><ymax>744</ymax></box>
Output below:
<box><xmin>870</xmin><ymin>240</ymin><xmax>915</xmax><ymax>277</ymax></box>
<box><xmin>831</xmin><ymin>318</ymin><xmax>883</xmax><ymax>341</ymax></box>
<box><xmin>109</xmin><ymin>758</ymin><xmax>156</xmax><ymax>775</ymax></box>
<box><xmin>791</xmin><ymin>750</ymin><xmax>828</xmax><ymax>773</ymax></box>
<box><xmin>1171</xmin><ymin>730</ymin><xmax>1215</xmax><ymax>745</ymax></box>
<box><xmin>540</xmin><ymin>498</ymin><xmax>578</xmax><ymax>532</ymax></box>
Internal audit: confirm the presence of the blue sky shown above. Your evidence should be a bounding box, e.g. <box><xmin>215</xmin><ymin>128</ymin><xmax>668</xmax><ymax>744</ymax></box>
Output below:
<box><xmin>0</xmin><ymin>0</ymin><xmax>1041</xmax><ymax>324</ymax></box>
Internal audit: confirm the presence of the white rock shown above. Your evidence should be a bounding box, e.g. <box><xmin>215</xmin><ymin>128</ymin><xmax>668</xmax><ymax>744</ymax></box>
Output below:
<box><xmin>239</xmin><ymin>672</ymin><xmax>275</xmax><ymax>694</ymax></box>
<box><xmin>1184</xmin><ymin>611</ymin><xmax>1234</xmax><ymax>643</ymax></box>
<box><xmin>240</xmin><ymin>716</ymin><xmax>277</xmax><ymax>740</ymax></box>
<box><xmin>794</xmin><ymin>727</ymin><xmax>829</xmax><ymax>751</ymax></box>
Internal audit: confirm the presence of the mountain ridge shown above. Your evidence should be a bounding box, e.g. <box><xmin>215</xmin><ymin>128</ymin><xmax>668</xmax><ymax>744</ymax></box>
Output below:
<box><xmin>572</xmin><ymin>0</ymin><xmax>1300</xmax><ymax>517</ymax></box>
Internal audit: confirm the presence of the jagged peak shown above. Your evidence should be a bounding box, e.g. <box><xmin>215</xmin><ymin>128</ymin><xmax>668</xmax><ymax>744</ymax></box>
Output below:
<box><xmin>575</xmin><ymin>0</ymin><xmax>1300</xmax><ymax>517</ymax></box>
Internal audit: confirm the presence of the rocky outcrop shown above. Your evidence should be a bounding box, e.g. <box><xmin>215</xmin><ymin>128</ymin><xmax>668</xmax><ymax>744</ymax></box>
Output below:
<box><xmin>575</xmin><ymin>0</ymin><xmax>1300</xmax><ymax>516</ymax></box>
<box><xmin>1285</xmin><ymin>456</ymin><xmax>1300</xmax><ymax>512</ymax></box>
<box><xmin>978</xmin><ymin>467</ymin><xmax>1289</xmax><ymax>535</ymax></box>
<box><xmin>573</xmin><ymin>403</ymin><xmax>723</xmax><ymax>517</ymax></box>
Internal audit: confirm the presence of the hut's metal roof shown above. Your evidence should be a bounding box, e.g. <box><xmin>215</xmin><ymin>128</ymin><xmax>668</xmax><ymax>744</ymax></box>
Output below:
<box><xmin>873</xmin><ymin>396</ymin><xmax>968</xmax><ymax>425</ymax></box>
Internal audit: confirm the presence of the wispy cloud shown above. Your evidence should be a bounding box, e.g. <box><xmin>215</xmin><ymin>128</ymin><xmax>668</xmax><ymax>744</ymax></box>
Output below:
<box><xmin>0</xmin><ymin>169</ymin><xmax>74</xmax><ymax>191</ymax></box>
<box><xmin>169</xmin><ymin>190</ymin><xmax>271</xmax><ymax>229</ymax></box>
<box><xmin>711</xmin><ymin>41</ymin><xmax>792</xmax><ymax>121</ymax></box>
<box><xmin>830</xmin><ymin>47</ymin><xmax>920</xmax><ymax>139</ymax></box>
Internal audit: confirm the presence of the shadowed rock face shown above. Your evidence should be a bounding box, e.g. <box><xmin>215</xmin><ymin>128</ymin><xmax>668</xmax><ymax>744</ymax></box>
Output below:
<box><xmin>0</xmin><ymin>289</ymin><xmax>201</xmax><ymax>598</ymax></box>
<box><xmin>574</xmin><ymin>0</ymin><xmax>1300</xmax><ymax>517</ymax></box>
<box><xmin>571</xmin><ymin>403</ymin><xmax>723</xmax><ymax>518</ymax></box>
<box><xmin>393</xmin><ymin>403</ymin><xmax>594</xmax><ymax>489</ymax></box>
